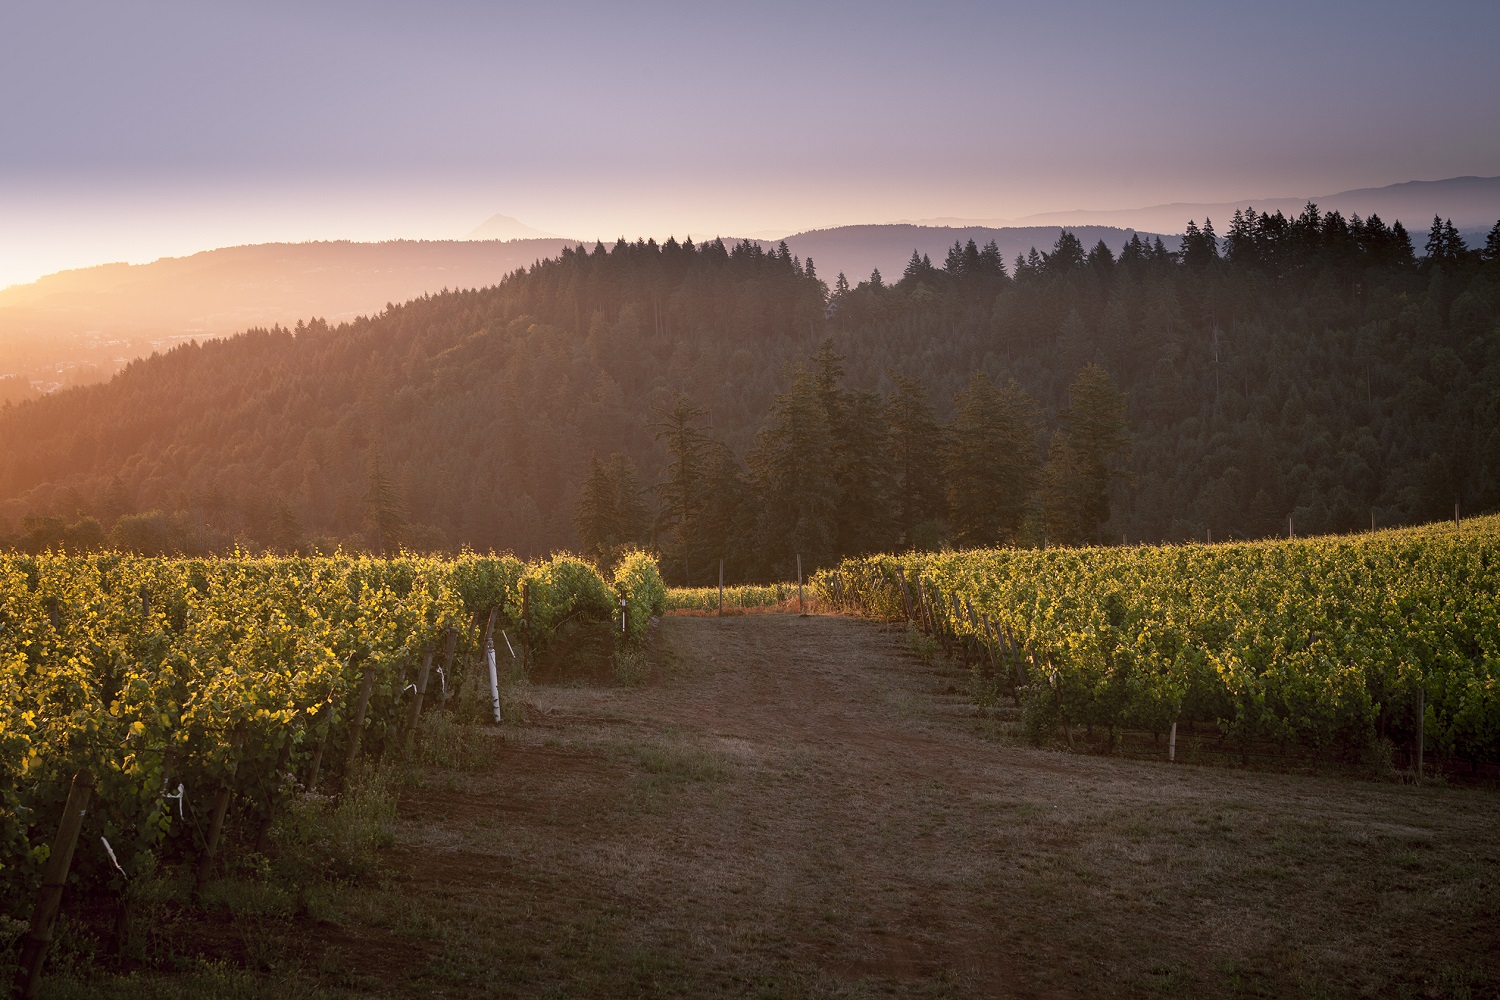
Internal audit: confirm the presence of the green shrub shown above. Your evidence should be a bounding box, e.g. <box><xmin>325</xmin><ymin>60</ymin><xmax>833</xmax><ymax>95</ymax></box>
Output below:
<box><xmin>1020</xmin><ymin>684</ymin><xmax>1061</xmax><ymax>747</ymax></box>
<box><xmin>613</xmin><ymin>550</ymin><xmax>666</xmax><ymax>647</ymax></box>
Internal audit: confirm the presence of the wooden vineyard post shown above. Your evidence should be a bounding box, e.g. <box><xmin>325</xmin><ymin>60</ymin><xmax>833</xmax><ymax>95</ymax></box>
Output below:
<box><xmin>718</xmin><ymin>559</ymin><xmax>724</xmax><ymax>616</ymax></box>
<box><xmin>14</xmin><ymin>770</ymin><xmax>94</xmax><ymax>1000</ymax></box>
<box><xmin>341</xmin><ymin>664</ymin><xmax>378</xmax><ymax>782</ymax></box>
<box><xmin>980</xmin><ymin>612</ymin><xmax>1000</xmax><ymax>673</ymax></box>
<box><xmin>953</xmin><ymin>593</ymin><xmax>968</xmax><ymax>665</ymax></box>
<box><xmin>1416</xmin><ymin>686</ymin><xmax>1425</xmax><ymax>782</ymax></box>
<box><xmin>473</xmin><ymin>606</ymin><xmax>500</xmax><ymax>718</ymax></box>
<box><xmin>521</xmin><ymin>582</ymin><xmax>532</xmax><ymax>674</ymax></box>
<box><xmin>306</xmin><ymin>717</ymin><xmax>331</xmax><ymax>793</ymax></box>
<box><xmin>796</xmin><ymin>554</ymin><xmax>804</xmax><ymax>614</ymax></box>
<box><xmin>438</xmin><ymin>626</ymin><xmax>457</xmax><ymax>713</ymax></box>
<box><xmin>406</xmin><ymin>644</ymin><xmax>436</xmax><ymax>734</ymax></box>
<box><xmin>481</xmin><ymin>607</ymin><xmax>499</xmax><ymax>650</ymax></box>
<box><xmin>194</xmin><ymin>726</ymin><xmax>245</xmax><ymax>898</ymax></box>
<box><xmin>254</xmin><ymin>731</ymin><xmax>297</xmax><ymax>854</ymax></box>
<box><xmin>1169</xmin><ymin>720</ymin><xmax>1178</xmax><ymax>762</ymax></box>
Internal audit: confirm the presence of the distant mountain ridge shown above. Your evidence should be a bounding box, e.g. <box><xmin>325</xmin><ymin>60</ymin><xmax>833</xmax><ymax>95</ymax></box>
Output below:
<box><xmin>4</xmin><ymin>173</ymin><xmax>1496</xmax><ymax>393</ymax></box>
<box><xmin>466</xmin><ymin>214</ymin><xmax>568</xmax><ymax>241</ymax></box>
<box><xmin>904</xmin><ymin>175</ymin><xmax>1500</xmax><ymax>235</ymax></box>
<box><xmin>0</xmin><ymin>225</ymin><xmax>1181</xmax><ymax>387</ymax></box>
<box><xmin>0</xmin><ymin>238</ymin><xmax>575</xmax><ymax>388</ymax></box>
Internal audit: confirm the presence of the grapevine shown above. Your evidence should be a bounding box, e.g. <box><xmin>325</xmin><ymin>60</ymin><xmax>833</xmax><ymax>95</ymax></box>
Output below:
<box><xmin>0</xmin><ymin>550</ymin><xmax>664</xmax><ymax>916</ymax></box>
<box><xmin>816</xmin><ymin>516</ymin><xmax>1500</xmax><ymax>763</ymax></box>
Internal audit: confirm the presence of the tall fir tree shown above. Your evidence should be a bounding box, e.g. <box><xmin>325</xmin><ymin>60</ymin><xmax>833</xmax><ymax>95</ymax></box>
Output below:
<box><xmin>886</xmin><ymin>371</ymin><xmax>946</xmax><ymax>548</ymax></box>
<box><xmin>945</xmin><ymin>373</ymin><xmax>1039</xmax><ymax>547</ymax></box>
<box><xmin>1482</xmin><ymin>219</ymin><xmax>1500</xmax><ymax>268</ymax></box>
<box><xmin>1040</xmin><ymin>364</ymin><xmax>1129</xmax><ymax>545</ymax></box>
<box><xmin>747</xmin><ymin>366</ymin><xmax>841</xmax><ymax>577</ymax></box>
<box><xmin>575</xmin><ymin>452</ymin><xmax>650</xmax><ymax>572</ymax></box>
<box><xmin>651</xmin><ymin>396</ymin><xmax>711</xmax><ymax>583</ymax></box>
<box><xmin>363</xmin><ymin>451</ymin><xmax>408</xmax><ymax>556</ymax></box>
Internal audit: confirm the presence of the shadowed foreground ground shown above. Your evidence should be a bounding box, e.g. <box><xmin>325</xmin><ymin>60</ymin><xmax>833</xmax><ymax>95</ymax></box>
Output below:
<box><xmin>45</xmin><ymin>614</ymin><xmax>1500</xmax><ymax>998</ymax></box>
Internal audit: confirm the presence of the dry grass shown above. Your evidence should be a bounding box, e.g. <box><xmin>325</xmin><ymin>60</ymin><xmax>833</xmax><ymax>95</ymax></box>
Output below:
<box><xmin>35</xmin><ymin>615</ymin><xmax>1500</xmax><ymax>999</ymax></box>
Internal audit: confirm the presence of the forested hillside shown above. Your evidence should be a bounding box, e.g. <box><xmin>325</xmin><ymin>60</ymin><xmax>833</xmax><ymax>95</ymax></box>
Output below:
<box><xmin>3</xmin><ymin>209</ymin><xmax>1499</xmax><ymax>583</ymax></box>
<box><xmin>0</xmin><ymin>238</ymin><xmax>574</xmax><ymax>385</ymax></box>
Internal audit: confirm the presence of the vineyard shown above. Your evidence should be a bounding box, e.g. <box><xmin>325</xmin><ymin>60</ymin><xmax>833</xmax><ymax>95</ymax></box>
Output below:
<box><xmin>0</xmin><ymin>547</ymin><xmax>664</xmax><ymax>989</ymax></box>
<box><xmin>816</xmin><ymin>515</ymin><xmax>1500</xmax><ymax>767</ymax></box>
<box><xmin>663</xmin><ymin>582</ymin><xmax>803</xmax><ymax>614</ymax></box>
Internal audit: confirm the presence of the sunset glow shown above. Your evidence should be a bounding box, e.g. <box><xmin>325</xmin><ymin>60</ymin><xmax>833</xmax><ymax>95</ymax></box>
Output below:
<box><xmin>3</xmin><ymin>1</ymin><xmax>1497</xmax><ymax>288</ymax></box>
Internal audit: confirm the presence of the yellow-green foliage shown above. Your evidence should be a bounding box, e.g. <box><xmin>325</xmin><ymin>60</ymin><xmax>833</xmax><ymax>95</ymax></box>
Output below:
<box><xmin>0</xmin><ymin>548</ymin><xmax>654</xmax><ymax>914</ymax></box>
<box><xmin>613</xmin><ymin>550</ymin><xmax>666</xmax><ymax>646</ymax></box>
<box><xmin>817</xmin><ymin>516</ymin><xmax>1500</xmax><ymax>761</ymax></box>
<box><xmin>663</xmin><ymin>582</ymin><xmax>796</xmax><ymax>611</ymax></box>
<box><xmin>449</xmin><ymin>552</ymin><xmax>525</xmax><ymax>621</ymax></box>
<box><xmin>516</xmin><ymin>553</ymin><xmax>615</xmax><ymax>648</ymax></box>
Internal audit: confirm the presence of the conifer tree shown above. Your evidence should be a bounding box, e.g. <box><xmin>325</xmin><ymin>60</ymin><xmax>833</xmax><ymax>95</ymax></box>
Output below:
<box><xmin>1483</xmin><ymin>220</ymin><xmax>1500</xmax><ymax>268</ymax></box>
<box><xmin>979</xmin><ymin>240</ymin><xmax>1006</xmax><ymax>277</ymax></box>
<box><xmin>364</xmin><ymin>451</ymin><xmax>408</xmax><ymax>555</ymax></box>
<box><xmin>903</xmin><ymin>250</ymin><xmax>927</xmax><ymax>283</ymax></box>
<box><xmin>1391</xmin><ymin>221</ymin><xmax>1416</xmax><ymax>267</ymax></box>
<box><xmin>1040</xmin><ymin>364</ymin><xmax>1129</xmax><ymax>545</ymax></box>
<box><xmin>832</xmin><ymin>389</ymin><xmax>898</xmax><ymax>556</ymax></box>
<box><xmin>1044</xmin><ymin>231</ymin><xmax>1086</xmax><ymax>274</ymax></box>
<box><xmin>747</xmin><ymin>366</ymin><xmax>840</xmax><ymax>576</ymax></box>
<box><xmin>1087</xmin><ymin>240</ymin><xmax>1116</xmax><ymax>274</ymax></box>
<box><xmin>945</xmin><ymin>373</ymin><xmax>1039</xmax><ymax>547</ymax></box>
<box><xmin>886</xmin><ymin>371</ymin><xmax>946</xmax><ymax>548</ymax></box>
<box><xmin>810</xmin><ymin>340</ymin><xmax>896</xmax><ymax>556</ymax></box>
<box><xmin>696</xmin><ymin>443</ymin><xmax>751</xmax><ymax>573</ymax></box>
<box><xmin>271</xmin><ymin>498</ymin><xmax>303</xmax><ymax>554</ymax></box>
<box><xmin>652</xmin><ymin>396</ymin><xmax>710</xmax><ymax>582</ymax></box>
<box><xmin>944</xmin><ymin>241</ymin><xmax>964</xmax><ymax>275</ymax></box>
<box><xmin>1425</xmin><ymin>216</ymin><xmax>1444</xmax><ymax>261</ymax></box>
<box><xmin>1443</xmin><ymin>219</ymin><xmax>1467</xmax><ymax>260</ymax></box>
<box><xmin>575</xmin><ymin>453</ymin><xmax>650</xmax><ymax>571</ymax></box>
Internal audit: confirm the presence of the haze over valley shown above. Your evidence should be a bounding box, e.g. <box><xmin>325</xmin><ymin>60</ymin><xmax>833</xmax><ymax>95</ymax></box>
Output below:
<box><xmin>5</xmin><ymin>174</ymin><xmax>1497</xmax><ymax>401</ymax></box>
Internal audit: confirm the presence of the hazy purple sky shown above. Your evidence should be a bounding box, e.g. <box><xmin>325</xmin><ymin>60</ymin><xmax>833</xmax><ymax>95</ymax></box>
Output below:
<box><xmin>3</xmin><ymin>0</ymin><xmax>1497</xmax><ymax>286</ymax></box>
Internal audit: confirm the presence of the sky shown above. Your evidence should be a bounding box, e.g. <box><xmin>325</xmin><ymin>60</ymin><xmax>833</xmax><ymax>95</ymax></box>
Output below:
<box><xmin>2</xmin><ymin>0</ymin><xmax>1498</xmax><ymax>288</ymax></box>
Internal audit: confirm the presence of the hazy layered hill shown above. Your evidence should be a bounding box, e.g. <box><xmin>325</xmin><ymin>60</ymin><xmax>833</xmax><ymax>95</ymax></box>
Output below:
<box><xmin>5</xmin><ymin>175</ymin><xmax>1493</xmax><ymax>397</ymax></box>
<box><xmin>0</xmin><ymin>238</ymin><xmax>573</xmax><ymax>384</ymax></box>
<box><xmin>3</xmin><ymin>217</ymin><xmax>1498</xmax><ymax>571</ymax></box>
<box><xmin>916</xmin><ymin>175</ymin><xmax>1500</xmax><ymax>240</ymax></box>
<box><xmin>0</xmin><ymin>225</ymin><xmax>1175</xmax><ymax>394</ymax></box>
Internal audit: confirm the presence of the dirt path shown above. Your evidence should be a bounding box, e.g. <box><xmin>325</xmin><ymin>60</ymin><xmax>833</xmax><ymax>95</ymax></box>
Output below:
<box><xmin>374</xmin><ymin>614</ymin><xmax>1498</xmax><ymax>999</ymax></box>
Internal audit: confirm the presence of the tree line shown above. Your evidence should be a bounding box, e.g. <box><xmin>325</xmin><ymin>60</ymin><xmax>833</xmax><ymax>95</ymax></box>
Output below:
<box><xmin>576</xmin><ymin>343</ymin><xmax>1127</xmax><ymax>582</ymax></box>
<box><xmin>2</xmin><ymin>208</ymin><xmax>1498</xmax><ymax>574</ymax></box>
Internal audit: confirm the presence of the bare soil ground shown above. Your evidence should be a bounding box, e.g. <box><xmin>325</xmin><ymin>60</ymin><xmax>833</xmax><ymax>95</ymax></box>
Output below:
<box><xmin>43</xmin><ymin>614</ymin><xmax>1500</xmax><ymax>998</ymax></box>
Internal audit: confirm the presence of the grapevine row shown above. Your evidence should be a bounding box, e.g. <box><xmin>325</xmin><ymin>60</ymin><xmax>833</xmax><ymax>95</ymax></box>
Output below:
<box><xmin>0</xmin><ymin>548</ymin><xmax>665</xmax><ymax>916</ymax></box>
<box><xmin>815</xmin><ymin>516</ymin><xmax>1500</xmax><ymax>764</ymax></box>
